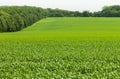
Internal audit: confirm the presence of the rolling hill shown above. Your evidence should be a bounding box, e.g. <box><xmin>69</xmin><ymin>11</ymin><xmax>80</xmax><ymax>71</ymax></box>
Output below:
<box><xmin>0</xmin><ymin>17</ymin><xmax>120</xmax><ymax>78</ymax></box>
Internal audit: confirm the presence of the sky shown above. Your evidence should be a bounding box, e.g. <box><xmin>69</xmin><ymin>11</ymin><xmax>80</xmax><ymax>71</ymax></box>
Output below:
<box><xmin>0</xmin><ymin>0</ymin><xmax>120</xmax><ymax>12</ymax></box>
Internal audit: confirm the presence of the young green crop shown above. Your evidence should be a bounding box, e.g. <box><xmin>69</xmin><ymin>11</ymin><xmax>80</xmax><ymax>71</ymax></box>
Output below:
<box><xmin>0</xmin><ymin>17</ymin><xmax>120</xmax><ymax>78</ymax></box>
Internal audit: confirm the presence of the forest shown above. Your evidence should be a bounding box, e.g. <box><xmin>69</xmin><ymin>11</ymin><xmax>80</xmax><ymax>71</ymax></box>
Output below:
<box><xmin>0</xmin><ymin>6</ymin><xmax>47</xmax><ymax>32</ymax></box>
<box><xmin>0</xmin><ymin>5</ymin><xmax>120</xmax><ymax>32</ymax></box>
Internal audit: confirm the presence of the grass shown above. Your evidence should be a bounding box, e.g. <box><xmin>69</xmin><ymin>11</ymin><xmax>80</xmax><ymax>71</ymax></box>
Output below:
<box><xmin>0</xmin><ymin>17</ymin><xmax>120</xmax><ymax>78</ymax></box>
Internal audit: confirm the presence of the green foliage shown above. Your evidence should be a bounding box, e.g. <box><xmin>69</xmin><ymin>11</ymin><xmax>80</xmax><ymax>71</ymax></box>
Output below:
<box><xmin>0</xmin><ymin>6</ymin><xmax>47</xmax><ymax>32</ymax></box>
<box><xmin>101</xmin><ymin>5</ymin><xmax>120</xmax><ymax>17</ymax></box>
<box><xmin>0</xmin><ymin>11</ymin><xmax>10</xmax><ymax>31</ymax></box>
<box><xmin>0</xmin><ymin>40</ymin><xmax>120</xmax><ymax>79</ymax></box>
<box><xmin>42</xmin><ymin>5</ymin><xmax>120</xmax><ymax>17</ymax></box>
<box><xmin>47</xmin><ymin>8</ymin><xmax>82</xmax><ymax>17</ymax></box>
<box><xmin>0</xmin><ymin>17</ymin><xmax>120</xmax><ymax>78</ymax></box>
<box><xmin>82</xmin><ymin>11</ymin><xmax>92</xmax><ymax>17</ymax></box>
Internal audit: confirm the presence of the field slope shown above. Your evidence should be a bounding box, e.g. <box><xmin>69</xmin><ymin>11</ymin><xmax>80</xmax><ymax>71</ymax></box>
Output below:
<box><xmin>22</xmin><ymin>17</ymin><xmax>120</xmax><ymax>40</ymax></box>
<box><xmin>0</xmin><ymin>17</ymin><xmax>120</xmax><ymax>78</ymax></box>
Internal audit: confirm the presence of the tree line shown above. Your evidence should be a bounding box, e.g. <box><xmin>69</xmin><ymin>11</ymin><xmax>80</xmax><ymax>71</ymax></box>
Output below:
<box><xmin>0</xmin><ymin>6</ymin><xmax>47</xmax><ymax>32</ymax></box>
<box><xmin>47</xmin><ymin>5</ymin><xmax>120</xmax><ymax>17</ymax></box>
<box><xmin>0</xmin><ymin>5</ymin><xmax>120</xmax><ymax>32</ymax></box>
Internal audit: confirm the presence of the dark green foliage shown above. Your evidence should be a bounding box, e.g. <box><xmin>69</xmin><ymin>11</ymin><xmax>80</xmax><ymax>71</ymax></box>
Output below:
<box><xmin>0</xmin><ymin>6</ymin><xmax>47</xmax><ymax>32</ymax></box>
<box><xmin>101</xmin><ymin>5</ymin><xmax>120</xmax><ymax>17</ymax></box>
<box><xmin>82</xmin><ymin>11</ymin><xmax>92</xmax><ymax>17</ymax></box>
<box><xmin>47</xmin><ymin>5</ymin><xmax>120</xmax><ymax>17</ymax></box>
<box><xmin>47</xmin><ymin>8</ymin><xmax>82</xmax><ymax>17</ymax></box>
<box><xmin>93</xmin><ymin>11</ymin><xmax>102</xmax><ymax>17</ymax></box>
<box><xmin>0</xmin><ymin>11</ymin><xmax>11</xmax><ymax>32</ymax></box>
<box><xmin>93</xmin><ymin>5</ymin><xmax>120</xmax><ymax>17</ymax></box>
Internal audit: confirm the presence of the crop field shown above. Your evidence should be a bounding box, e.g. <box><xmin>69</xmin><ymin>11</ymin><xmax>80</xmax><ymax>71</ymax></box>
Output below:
<box><xmin>0</xmin><ymin>17</ymin><xmax>120</xmax><ymax>78</ymax></box>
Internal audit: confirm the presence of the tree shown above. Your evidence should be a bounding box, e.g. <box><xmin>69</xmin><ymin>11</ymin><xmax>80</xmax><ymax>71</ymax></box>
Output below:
<box><xmin>102</xmin><ymin>5</ymin><xmax>120</xmax><ymax>17</ymax></box>
<box><xmin>82</xmin><ymin>11</ymin><xmax>92</xmax><ymax>17</ymax></box>
<box><xmin>0</xmin><ymin>6</ymin><xmax>47</xmax><ymax>32</ymax></box>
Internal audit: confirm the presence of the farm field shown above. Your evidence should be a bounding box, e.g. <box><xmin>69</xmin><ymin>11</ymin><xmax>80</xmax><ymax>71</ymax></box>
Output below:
<box><xmin>0</xmin><ymin>17</ymin><xmax>120</xmax><ymax>78</ymax></box>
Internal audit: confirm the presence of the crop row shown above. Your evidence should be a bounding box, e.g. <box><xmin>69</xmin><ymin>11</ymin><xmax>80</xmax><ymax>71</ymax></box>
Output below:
<box><xmin>0</xmin><ymin>40</ymin><xmax>120</xmax><ymax>78</ymax></box>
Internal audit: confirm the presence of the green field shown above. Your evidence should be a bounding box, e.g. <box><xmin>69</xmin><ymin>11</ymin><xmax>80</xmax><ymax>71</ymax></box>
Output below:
<box><xmin>0</xmin><ymin>17</ymin><xmax>120</xmax><ymax>78</ymax></box>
